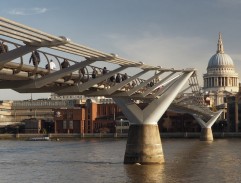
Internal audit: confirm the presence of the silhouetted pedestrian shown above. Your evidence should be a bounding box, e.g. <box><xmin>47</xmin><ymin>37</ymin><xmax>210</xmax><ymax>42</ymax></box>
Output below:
<box><xmin>61</xmin><ymin>59</ymin><xmax>70</xmax><ymax>69</ymax></box>
<box><xmin>150</xmin><ymin>81</ymin><xmax>154</xmax><ymax>87</ymax></box>
<box><xmin>116</xmin><ymin>73</ymin><xmax>121</xmax><ymax>83</ymax></box>
<box><xmin>132</xmin><ymin>80</ymin><xmax>136</xmax><ymax>87</ymax></box>
<box><xmin>92</xmin><ymin>68</ymin><xmax>98</xmax><ymax>78</ymax></box>
<box><xmin>29</xmin><ymin>51</ymin><xmax>40</xmax><ymax>66</ymax></box>
<box><xmin>122</xmin><ymin>73</ymin><xmax>128</xmax><ymax>81</ymax></box>
<box><xmin>102</xmin><ymin>67</ymin><xmax>108</xmax><ymax>75</ymax></box>
<box><xmin>110</xmin><ymin>75</ymin><xmax>115</xmax><ymax>82</ymax></box>
<box><xmin>79</xmin><ymin>67</ymin><xmax>86</xmax><ymax>80</ymax></box>
<box><xmin>0</xmin><ymin>42</ymin><xmax>8</xmax><ymax>54</ymax></box>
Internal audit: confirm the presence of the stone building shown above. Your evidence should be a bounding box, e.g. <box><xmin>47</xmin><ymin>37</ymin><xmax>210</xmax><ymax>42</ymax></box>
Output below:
<box><xmin>227</xmin><ymin>85</ymin><xmax>241</xmax><ymax>132</ymax></box>
<box><xmin>203</xmin><ymin>33</ymin><xmax>239</xmax><ymax>121</ymax></box>
<box><xmin>54</xmin><ymin>98</ymin><xmax>123</xmax><ymax>134</ymax></box>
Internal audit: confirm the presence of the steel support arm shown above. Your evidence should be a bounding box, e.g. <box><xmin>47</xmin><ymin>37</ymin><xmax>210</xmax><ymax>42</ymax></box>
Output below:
<box><xmin>16</xmin><ymin>59</ymin><xmax>95</xmax><ymax>89</ymax></box>
<box><xmin>193</xmin><ymin>110</ymin><xmax>223</xmax><ymax>128</ymax></box>
<box><xmin>0</xmin><ymin>45</ymin><xmax>40</xmax><ymax>67</ymax></box>
<box><xmin>113</xmin><ymin>71</ymin><xmax>194</xmax><ymax>125</ymax></box>
<box><xmin>57</xmin><ymin>66</ymin><xmax>127</xmax><ymax>94</ymax></box>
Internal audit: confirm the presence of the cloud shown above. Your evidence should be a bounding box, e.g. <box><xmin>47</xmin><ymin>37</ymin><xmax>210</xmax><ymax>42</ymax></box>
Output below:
<box><xmin>8</xmin><ymin>7</ymin><xmax>48</xmax><ymax>15</ymax></box>
<box><xmin>104</xmin><ymin>32</ymin><xmax>214</xmax><ymax>85</ymax></box>
<box><xmin>106</xmin><ymin>33</ymin><xmax>209</xmax><ymax>67</ymax></box>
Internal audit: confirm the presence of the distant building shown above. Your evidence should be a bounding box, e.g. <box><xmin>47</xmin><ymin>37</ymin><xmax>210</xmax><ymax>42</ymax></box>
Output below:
<box><xmin>203</xmin><ymin>33</ymin><xmax>239</xmax><ymax>122</ymax></box>
<box><xmin>203</xmin><ymin>33</ymin><xmax>239</xmax><ymax>96</ymax></box>
<box><xmin>0</xmin><ymin>96</ymin><xmax>226</xmax><ymax>134</ymax></box>
<box><xmin>0</xmin><ymin>96</ymin><xmax>124</xmax><ymax>134</ymax></box>
<box><xmin>54</xmin><ymin>98</ymin><xmax>122</xmax><ymax>134</ymax></box>
<box><xmin>227</xmin><ymin>85</ymin><xmax>241</xmax><ymax>132</ymax></box>
<box><xmin>0</xmin><ymin>99</ymin><xmax>74</xmax><ymax>133</ymax></box>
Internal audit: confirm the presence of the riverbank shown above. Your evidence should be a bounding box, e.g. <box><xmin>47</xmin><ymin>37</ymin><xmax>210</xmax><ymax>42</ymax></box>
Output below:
<box><xmin>0</xmin><ymin>132</ymin><xmax>241</xmax><ymax>140</ymax></box>
<box><xmin>0</xmin><ymin>133</ymin><xmax>128</xmax><ymax>140</ymax></box>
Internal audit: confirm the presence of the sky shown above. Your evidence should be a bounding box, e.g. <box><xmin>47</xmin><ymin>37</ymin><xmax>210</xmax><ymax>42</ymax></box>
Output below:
<box><xmin>1</xmin><ymin>0</ymin><xmax>241</xmax><ymax>100</ymax></box>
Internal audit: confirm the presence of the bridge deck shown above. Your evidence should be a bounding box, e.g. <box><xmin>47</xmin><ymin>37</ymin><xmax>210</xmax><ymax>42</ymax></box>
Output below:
<box><xmin>0</xmin><ymin>17</ymin><xmax>215</xmax><ymax>119</ymax></box>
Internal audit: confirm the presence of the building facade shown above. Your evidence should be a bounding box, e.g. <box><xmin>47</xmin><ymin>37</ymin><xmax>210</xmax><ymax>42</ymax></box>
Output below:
<box><xmin>54</xmin><ymin>98</ymin><xmax>123</xmax><ymax>134</ymax></box>
<box><xmin>227</xmin><ymin>86</ymin><xmax>241</xmax><ymax>132</ymax></box>
<box><xmin>203</xmin><ymin>33</ymin><xmax>240</xmax><ymax>126</ymax></box>
<box><xmin>203</xmin><ymin>33</ymin><xmax>239</xmax><ymax>107</ymax></box>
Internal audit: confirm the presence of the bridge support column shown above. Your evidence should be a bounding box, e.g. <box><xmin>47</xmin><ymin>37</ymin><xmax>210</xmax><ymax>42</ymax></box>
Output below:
<box><xmin>113</xmin><ymin>71</ymin><xmax>194</xmax><ymax>164</ymax></box>
<box><xmin>193</xmin><ymin>110</ymin><xmax>222</xmax><ymax>142</ymax></box>
<box><xmin>200</xmin><ymin>128</ymin><xmax>213</xmax><ymax>141</ymax></box>
<box><xmin>124</xmin><ymin>124</ymin><xmax>164</xmax><ymax>164</ymax></box>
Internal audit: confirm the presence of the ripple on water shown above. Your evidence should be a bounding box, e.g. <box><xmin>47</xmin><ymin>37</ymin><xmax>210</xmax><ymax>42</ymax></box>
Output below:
<box><xmin>0</xmin><ymin>139</ymin><xmax>241</xmax><ymax>183</ymax></box>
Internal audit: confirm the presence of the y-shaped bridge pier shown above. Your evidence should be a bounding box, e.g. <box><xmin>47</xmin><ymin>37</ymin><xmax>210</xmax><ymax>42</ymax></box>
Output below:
<box><xmin>193</xmin><ymin>110</ymin><xmax>223</xmax><ymax>141</ymax></box>
<box><xmin>0</xmin><ymin>17</ymin><xmax>213</xmax><ymax>164</ymax></box>
<box><xmin>171</xmin><ymin>91</ymin><xmax>223</xmax><ymax>141</ymax></box>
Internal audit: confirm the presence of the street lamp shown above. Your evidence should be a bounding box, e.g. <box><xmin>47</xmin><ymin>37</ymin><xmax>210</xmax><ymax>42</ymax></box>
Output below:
<box><xmin>120</xmin><ymin>119</ymin><xmax>123</xmax><ymax>134</ymax></box>
<box><xmin>54</xmin><ymin>111</ymin><xmax>61</xmax><ymax>133</ymax></box>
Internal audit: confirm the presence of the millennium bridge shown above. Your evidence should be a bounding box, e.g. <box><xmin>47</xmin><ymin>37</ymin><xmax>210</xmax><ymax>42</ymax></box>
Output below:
<box><xmin>0</xmin><ymin>17</ymin><xmax>222</xmax><ymax>164</ymax></box>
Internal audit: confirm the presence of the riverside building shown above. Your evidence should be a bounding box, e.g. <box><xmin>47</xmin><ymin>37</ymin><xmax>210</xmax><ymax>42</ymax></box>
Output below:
<box><xmin>203</xmin><ymin>33</ymin><xmax>239</xmax><ymax>118</ymax></box>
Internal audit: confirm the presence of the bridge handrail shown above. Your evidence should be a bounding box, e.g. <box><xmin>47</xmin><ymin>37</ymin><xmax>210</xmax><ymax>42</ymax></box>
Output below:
<box><xmin>1</xmin><ymin>38</ymin><xmax>197</xmax><ymax>96</ymax></box>
<box><xmin>0</xmin><ymin>17</ymin><xmax>195</xmax><ymax>71</ymax></box>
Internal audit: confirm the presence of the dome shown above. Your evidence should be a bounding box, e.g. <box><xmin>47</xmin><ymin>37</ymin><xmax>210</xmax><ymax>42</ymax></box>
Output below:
<box><xmin>207</xmin><ymin>33</ymin><xmax>234</xmax><ymax>69</ymax></box>
<box><xmin>203</xmin><ymin>33</ymin><xmax>239</xmax><ymax>95</ymax></box>
<box><xmin>207</xmin><ymin>53</ymin><xmax>234</xmax><ymax>68</ymax></box>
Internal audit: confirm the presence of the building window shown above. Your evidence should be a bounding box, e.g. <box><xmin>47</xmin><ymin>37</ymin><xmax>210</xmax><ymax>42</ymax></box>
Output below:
<box><xmin>69</xmin><ymin>120</ymin><xmax>73</xmax><ymax>129</ymax></box>
<box><xmin>63</xmin><ymin>120</ymin><xmax>67</xmax><ymax>129</ymax></box>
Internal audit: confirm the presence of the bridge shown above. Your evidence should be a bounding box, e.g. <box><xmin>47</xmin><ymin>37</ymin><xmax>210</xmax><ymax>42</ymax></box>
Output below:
<box><xmin>0</xmin><ymin>17</ymin><xmax>221</xmax><ymax>164</ymax></box>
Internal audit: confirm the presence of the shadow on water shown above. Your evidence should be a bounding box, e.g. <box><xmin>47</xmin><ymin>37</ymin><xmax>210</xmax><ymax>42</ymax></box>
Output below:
<box><xmin>123</xmin><ymin>139</ymin><xmax>216</xmax><ymax>183</ymax></box>
<box><xmin>124</xmin><ymin>164</ymin><xmax>165</xmax><ymax>183</ymax></box>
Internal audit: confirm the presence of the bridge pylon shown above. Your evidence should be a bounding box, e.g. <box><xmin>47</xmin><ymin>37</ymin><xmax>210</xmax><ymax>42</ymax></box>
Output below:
<box><xmin>193</xmin><ymin>110</ymin><xmax>223</xmax><ymax>141</ymax></box>
<box><xmin>113</xmin><ymin>71</ymin><xmax>194</xmax><ymax>164</ymax></box>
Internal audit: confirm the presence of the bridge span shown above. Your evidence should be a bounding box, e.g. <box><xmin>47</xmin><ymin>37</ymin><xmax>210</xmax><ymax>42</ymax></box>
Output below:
<box><xmin>0</xmin><ymin>17</ymin><xmax>220</xmax><ymax>164</ymax></box>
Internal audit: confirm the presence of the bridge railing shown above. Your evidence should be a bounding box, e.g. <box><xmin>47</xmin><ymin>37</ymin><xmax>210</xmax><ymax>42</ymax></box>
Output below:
<box><xmin>1</xmin><ymin>37</ymin><xmax>195</xmax><ymax>97</ymax></box>
<box><xmin>0</xmin><ymin>17</ymin><xmax>198</xmax><ymax>100</ymax></box>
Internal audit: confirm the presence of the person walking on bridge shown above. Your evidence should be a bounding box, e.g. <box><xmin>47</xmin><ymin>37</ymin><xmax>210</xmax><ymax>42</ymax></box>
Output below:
<box><xmin>61</xmin><ymin>59</ymin><xmax>70</xmax><ymax>69</ymax></box>
<box><xmin>92</xmin><ymin>68</ymin><xmax>98</xmax><ymax>78</ymax></box>
<box><xmin>0</xmin><ymin>42</ymin><xmax>8</xmax><ymax>54</ymax></box>
<box><xmin>102</xmin><ymin>67</ymin><xmax>108</xmax><ymax>75</ymax></box>
<box><xmin>45</xmin><ymin>60</ymin><xmax>57</xmax><ymax>70</ymax></box>
<box><xmin>122</xmin><ymin>73</ymin><xmax>128</xmax><ymax>81</ymax></box>
<box><xmin>116</xmin><ymin>73</ymin><xmax>122</xmax><ymax>83</ymax></box>
<box><xmin>49</xmin><ymin>60</ymin><xmax>56</xmax><ymax>70</ymax></box>
<box><xmin>29</xmin><ymin>51</ymin><xmax>40</xmax><ymax>66</ymax></box>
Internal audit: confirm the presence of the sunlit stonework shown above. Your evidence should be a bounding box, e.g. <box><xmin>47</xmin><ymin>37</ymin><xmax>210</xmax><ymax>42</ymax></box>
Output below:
<box><xmin>203</xmin><ymin>33</ymin><xmax>239</xmax><ymax>106</ymax></box>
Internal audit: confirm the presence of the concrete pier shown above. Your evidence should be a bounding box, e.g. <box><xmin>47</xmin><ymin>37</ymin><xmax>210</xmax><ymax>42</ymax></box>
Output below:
<box><xmin>193</xmin><ymin>110</ymin><xmax>222</xmax><ymax>141</ymax></box>
<box><xmin>124</xmin><ymin>124</ymin><xmax>164</xmax><ymax>164</ymax></box>
<box><xmin>200</xmin><ymin>128</ymin><xmax>213</xmax><ymax>141</ymax></box>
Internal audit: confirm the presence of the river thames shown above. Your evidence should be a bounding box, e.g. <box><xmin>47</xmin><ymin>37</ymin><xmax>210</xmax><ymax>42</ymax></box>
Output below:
<box><xmin>0</xmin><ymin>138</ymin><xmax>241</xmax><ymax>183</ymax></box>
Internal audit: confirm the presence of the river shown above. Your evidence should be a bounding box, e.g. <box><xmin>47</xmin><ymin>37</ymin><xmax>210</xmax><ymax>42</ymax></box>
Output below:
<box><xmin>0</xmin><ymin>138</ymin><xmax>240</xmax><ymax>183</ymax></box>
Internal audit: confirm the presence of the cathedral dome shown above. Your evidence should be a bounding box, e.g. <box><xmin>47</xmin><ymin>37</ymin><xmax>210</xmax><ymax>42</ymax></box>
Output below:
<box><xmin>207</xmin><ymin>53</ymin><xmax>234</xmax><ymax>68</ymax></box>
<box><xmin>203</xmin><ymin>33</ymin><xmax>239</xmax><ymax>95</ymax></box>
<box><xmin>207</xmin><ymin>33</ymin><xmax>234</xmax><ymax>69</ymax></box>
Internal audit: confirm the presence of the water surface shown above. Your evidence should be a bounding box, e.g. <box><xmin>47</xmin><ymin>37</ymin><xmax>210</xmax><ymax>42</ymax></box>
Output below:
<box><xmin>0</xmin><ymin>138</ymin><xmax>240</xmax><ymax>183</ymax></box>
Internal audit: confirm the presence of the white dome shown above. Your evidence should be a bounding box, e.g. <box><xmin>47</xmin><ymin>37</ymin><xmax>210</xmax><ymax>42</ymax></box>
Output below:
<box><xmin>203</xmin><ymin>33</ymin><xmax>239</xmax><ymax>94</ymax></box>
<box><xmin>203</xmin><ymin>33</ymin><xmax>239</xmax><ymax>95</ymax></box>
<box><xmin>207</xmin><ymin>53</ymin><xmax>234</xmax><ymax>68</ymax></box>
<box><xmin>207</xmin><ymin>33</ymin><xmax>234</xmax><ymax>69</ymax></box>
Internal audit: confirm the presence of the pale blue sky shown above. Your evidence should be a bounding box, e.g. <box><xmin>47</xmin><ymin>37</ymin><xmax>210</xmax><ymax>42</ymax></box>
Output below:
<box><xmin>1</xmin><ymin>0</ymin><xmax>241</xmax><ymax>100</ymax></box>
